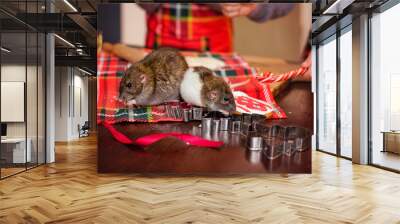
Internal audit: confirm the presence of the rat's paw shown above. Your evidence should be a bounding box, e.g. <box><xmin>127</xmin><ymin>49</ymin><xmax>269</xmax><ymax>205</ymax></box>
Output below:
<box><xmin>126</xmin><ymin>99</ymin><xmax>137</xmax><ymax>106</ymax></box>
<box><xmin>113</xmin><ymin>96</ymin><xmax>124</xmax><ymax>103</ymax></box>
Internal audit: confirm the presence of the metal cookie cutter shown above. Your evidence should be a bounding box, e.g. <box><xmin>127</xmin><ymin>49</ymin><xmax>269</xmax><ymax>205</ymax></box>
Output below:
<box><xmin>220</xmin><ymin>117</ymin><xmax>230</xmax><ymax>131</ymax></box>
<box><xmin>241</xmin><ymin>113</ymin><xmax>252</xmax><ymax>124</ymax></box>
<box><xmin>165</xmin><ymin>105</ymin><xmax>172</xmax><ymax>118</ymax></box>
<box><xmin>170</xmin><ymin>106</ymin><xmax>181</xmax><ymax>119</ymax></box>
<box><xmin>183</xmin><ymin>108</ymin><xmax>192</xmax><ymax>122</ymax></box>
<box><xmin>246</xmin><ymin>150</ymin><xmax>263</xmax><ymax>163</ymax></box>
<box><xmin>283</xmin><ymin>127</ymin><xmax>297</xmax><ymax>156</ymax></box>
<box><xmin>205</xmin><ymin>111</ymin><xmax>226</xmax><ymax>119</ymax></box>
<box><xmin>251</xmin><ymin>114</ymin><xmax>266</xmax><ymax>130</ymax></box>
<box><xmin>212</xmin><ymin>119</ymin><xmax>221</xmax><ymax>133</ymax></box>
<box><xmin>241</xmin><ymin>123</ymin><xmax>253</xmax><ymax>136</ymax></box>
<box><xmin>259</xmin><ymin>125</ymin><xmax>286</xmax><ymax>160</ymax></box>
<box><xmin>251</xmin><ymin>114</ymin><xmax>266</xmax><ymax>122</ymax></box>
<box><xmin>253</xmin><ymin>122</ymin><xmax>271</xmax><ymax>137</ymax></box>
<box><xmin>256</xmin><ymin>125</ymin><xmax>284</xmax><ymax>148</ymax></box>
<box><xmin>240</xmin><ymin>113</ymin><xmax>253</xmax><ymax>136</ymax></box>
<box><xmin>241</xmin><ymin>113</ymin><xmax>266</xmax><ymax>136</ymax></box>
<box><xmin>230</xmin><ymin>116</ymin><xmax>241</xmax><ymax>134</ymax></box>
<box><xmin>284</xmin><ymin>126</ymin><xmax>312</xmax><ymax>152</ymax></box>
<box><xmin>283</xmin><ymin>139</ymin><xmax>296</xmax><ymax>156</ymax></box>
<box><xmin>247</xmin><ymin>131</ymin><xmax>263</xmax><ymax>151</ymax></box>
<box><xmin>192</xmin><ymin>107</ymin><xmax>203</xmax><ymax>121</ymax></box>
<box><xmin>269</xmin><ymin>125</ymin><xmax>286</xmax><ymax>140</ymax></box>
<box><xmin>201</xmin><ymin>117</ymin><xmax>212</xmax><ymax>132</ymax></box>
<box><xmin>263</xmin><ymin>143</ymin><xmax>283</xmax><ymax>160</ymax></box>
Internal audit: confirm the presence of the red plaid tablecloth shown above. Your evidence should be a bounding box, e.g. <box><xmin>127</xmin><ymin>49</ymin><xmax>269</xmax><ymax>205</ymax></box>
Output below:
<box><xmin>97</xmin><ymin>50</ymin><xmax>288</xmax><ymax>124</ymax></box>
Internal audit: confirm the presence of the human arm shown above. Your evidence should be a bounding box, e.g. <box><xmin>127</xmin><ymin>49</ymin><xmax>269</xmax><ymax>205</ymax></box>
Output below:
<box><xmin>220</xmin><ymin>3</ymin><xmax>294</xmax><ymax>22</ymax></box>
<box><xmin>137</xmin><ymin>3</ymin><xmax>162</xmax><ymax>14</ymax></box>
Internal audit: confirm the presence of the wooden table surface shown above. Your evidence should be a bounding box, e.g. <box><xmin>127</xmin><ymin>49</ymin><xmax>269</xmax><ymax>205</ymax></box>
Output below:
<box><xmin>98</xmin><ymin>58</ymin><xmax>313</xmax><ymax>174</ymax></box>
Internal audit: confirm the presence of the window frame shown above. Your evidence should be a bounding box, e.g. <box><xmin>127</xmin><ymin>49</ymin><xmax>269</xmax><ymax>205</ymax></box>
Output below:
<box><xmin>315</xmin><ymin>22</ymin><xmax>353</xmax><ymax>160</ymax></box>
<box><xmin>0</xmin><ymin>0</ymin><xmax>48</xmax><ymax>180</ymax></box>
<box><xmin>367</xmin><ymin>0</ymin><xmax>400</xmax><ymax>173</ymax></box>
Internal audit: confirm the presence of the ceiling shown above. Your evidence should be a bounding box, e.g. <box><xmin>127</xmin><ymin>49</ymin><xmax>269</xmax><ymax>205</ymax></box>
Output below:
<box><xmin>311</xmin><ymin>0</ymin><xmax>391</xmax><ymax>44</ymax></box>
<box><xmin>0</xmin><ymin>0</ymin><xmax>98</xmax><ymax>72</ymax></box>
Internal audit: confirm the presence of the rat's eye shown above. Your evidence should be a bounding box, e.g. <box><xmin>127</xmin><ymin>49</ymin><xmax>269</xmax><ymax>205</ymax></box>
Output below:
<box><xmin>126</xmin><ymin>82</ymin><xmax>132</xmax><ymax>88</ymax></box>
<box><xmin>223</xmin><ymin>97</ymin><xmax>230</xmax><ymax>102</ymax></box>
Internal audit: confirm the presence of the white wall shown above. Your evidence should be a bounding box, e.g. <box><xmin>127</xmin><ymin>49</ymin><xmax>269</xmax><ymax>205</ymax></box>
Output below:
<box><xmin>121</xmin><ymin>3</ymin><xmax>147</xmax><ymax>47</ymax></box>
<box><xmin>55</xmin><ymin>67</ymin><xmax>69</xmax><ymax>141</ymax></box>
<box><xmin>1</xmin><ymin>65</ymin><xmax>26</xmax><ymax>141</ymax></box>
<box><xmin>71</xmin><ymin>73</ymin><xmax>89</xmax><ymax>138</ymax></box>
<box><xmin>1</xmin><ymin>64</ymin><xmax>46</xmax><ymax>164</ymax></box>
<box><xmin>54</xmin><ymin>67</ymin><xmax>89</xmax><ymax>141</ymax></box>
<box><xmin>1</xmin><ymin>65</ymin><xmax>37</xmax><ymax>138</ymax></box>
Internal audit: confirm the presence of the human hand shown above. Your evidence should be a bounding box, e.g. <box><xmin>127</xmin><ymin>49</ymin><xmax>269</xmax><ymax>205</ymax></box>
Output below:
<box><xmin>220</xmin><ymin>3</ymin><xmax>257</xmax><ymax>18</ymax></box>
<box><xmin>102</xmin><ymin>42</ymin><xmax>146</xmax><ymax>63</ymax></box>
<box><xmin>293</xmin><ymin>53</ymin><xmax>312</xmax><ymax>82</ymax></box>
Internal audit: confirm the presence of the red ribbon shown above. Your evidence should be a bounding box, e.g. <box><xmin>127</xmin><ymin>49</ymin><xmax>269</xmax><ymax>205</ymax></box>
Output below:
<box><xmin>103</xmin><ymin>122</ymin><xmax>224</xmax><ymax>148</ymax></box>
<box><xmin>257</xmin><ymin>66</ymin><xmax>309</xmax><ymax>83</ymax></box>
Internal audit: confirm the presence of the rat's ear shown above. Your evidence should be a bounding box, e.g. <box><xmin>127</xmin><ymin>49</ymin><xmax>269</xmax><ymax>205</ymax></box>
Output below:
<box><xmin>139</xmin><ymin>74</ymin><xmax>147</xmax><ymax>84</ymax></box>
<box><xmin>208</xmin><ymin>90</ymin><xmax>219</xmax><ymax>102</ymax></box>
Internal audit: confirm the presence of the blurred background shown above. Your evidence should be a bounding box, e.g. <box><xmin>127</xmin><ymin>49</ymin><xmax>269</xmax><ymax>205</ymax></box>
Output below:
<box><xmin>99</xmin><ymin>3</ymin><xmax>311</xmax><ymax>63</ymax></box>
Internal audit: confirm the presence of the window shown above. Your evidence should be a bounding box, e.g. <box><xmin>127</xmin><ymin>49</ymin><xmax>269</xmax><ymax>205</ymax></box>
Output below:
<box><xmin>339</xmin><ymin>28</ymin><xmax>352</xmax><ymax>158</ymax></box>
<box><xmin>1</xmin><ymin>31</ymin><xmax>28</xmax><ymax>177</ymax></box>
<box><xmin>370</xmin><ymin>2</ymin><xmax>400</xmax><ymax>171</ymax></box>
<box><xmin>0</xmin><ymin>1</ymin><xmax>47</xmax><ymax>179</ymax></box>
<box><xmin>317</xmin><ymin>36</ymin><xmax>337</xmax><ymax>154</ymax></box>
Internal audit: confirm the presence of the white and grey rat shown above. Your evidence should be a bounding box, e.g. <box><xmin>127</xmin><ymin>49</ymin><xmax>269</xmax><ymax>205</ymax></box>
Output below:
<box><xmin>119</xmin><ymin>47</ymin><xmax>188</xmax><ymax>105</ymax></box>
<box><xmin>180</xmin><ymin>66</ymin><xmax>236</xmax><ymax>114</ymax></box>
<box><xmin>119</xmin><ymin>48</ymin><xmax>236</xmax><ymax>113</ymax></box>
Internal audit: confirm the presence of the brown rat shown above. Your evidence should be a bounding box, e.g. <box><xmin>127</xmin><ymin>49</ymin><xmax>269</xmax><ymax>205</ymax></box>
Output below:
<box><xmin>119</xmin><ymin>48</ymin><xmax>188</xmax><ymax>105</ymax></box>
<box><xmin>180</xmin><ymin>66</ymin><xmax>236</xmax><ymax>114</ymax></box>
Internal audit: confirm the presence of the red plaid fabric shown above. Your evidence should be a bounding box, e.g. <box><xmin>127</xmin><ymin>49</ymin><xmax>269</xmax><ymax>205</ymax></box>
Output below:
<box><xmin>226</xmin><ymin>76</ymin><xmax>286</xmax><ymax>118</ymax></box>
<box><xmin>98</xmin><ymin>51</ymin><xmax>193</xmax><ymax>124</ymax></box>
<box><xmin>97</xmin><ymin>50</ymin><xmax>288</xmax><ymax>124</ymax></box>
<box><xmin>146</xmin><ymin>3</ymin><xmax>233</xmax><ymax>52</ymax></box>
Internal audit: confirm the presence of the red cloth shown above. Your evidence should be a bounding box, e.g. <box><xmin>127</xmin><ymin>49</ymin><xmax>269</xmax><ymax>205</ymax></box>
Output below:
<box><xmin>226</xmin><ymin>75</ymin><xmax>286</xmax><ymax>118</ymax></box>
<box><xmin>97</xmin><ymin>50</ymin><xmax>289</xmax><ymax>124</ymax></box>
<box><xmin>146</xmin><ymin>4</ymin><xmax>232</xmax><ymax>52</ymax></box>
<box><xmin>103</xmin><ymin>122</ymin><xmax>224</xmax><ymax>148</ymax></box>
